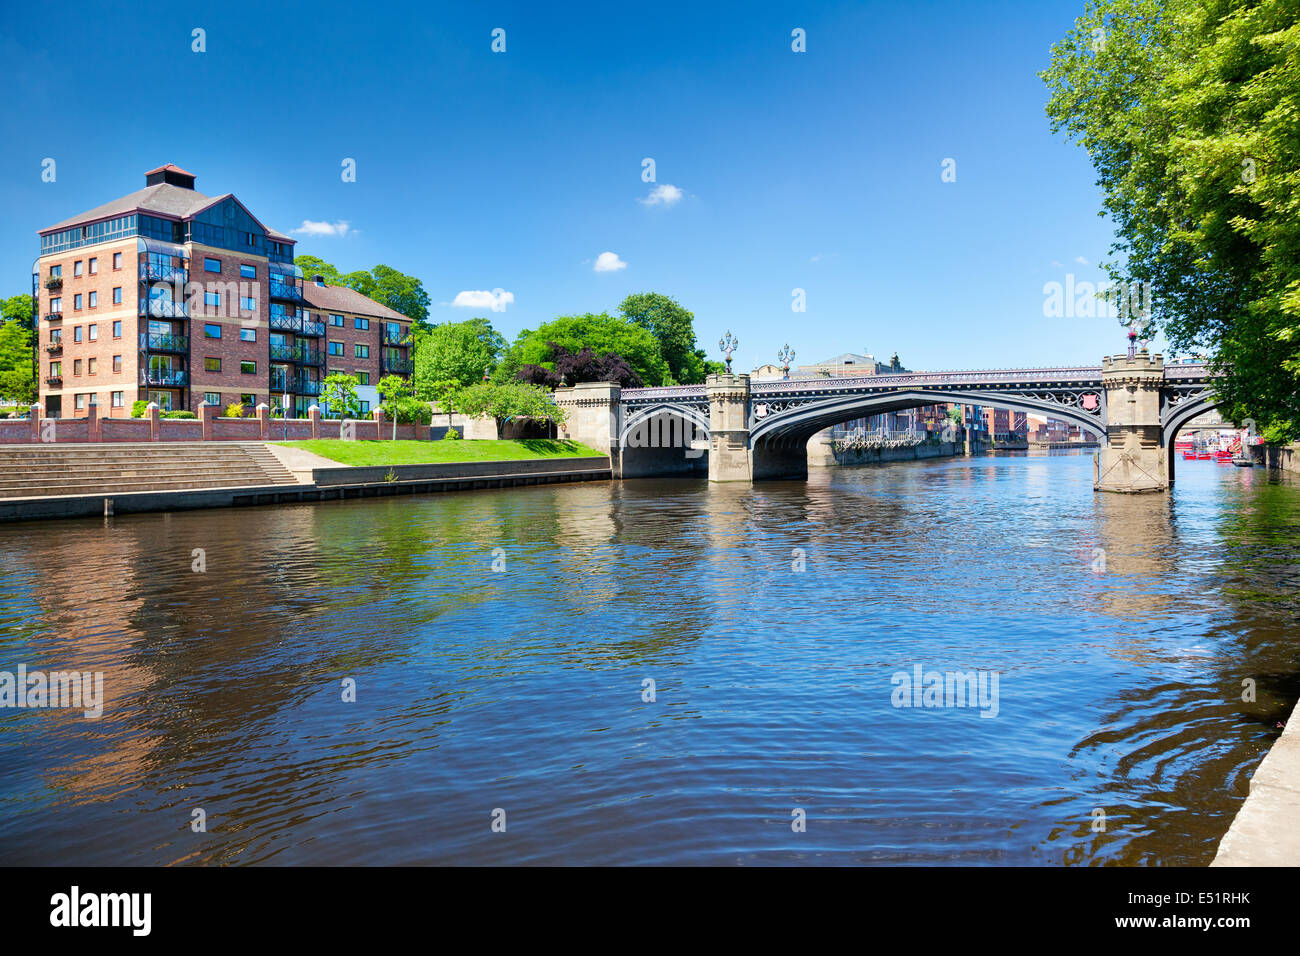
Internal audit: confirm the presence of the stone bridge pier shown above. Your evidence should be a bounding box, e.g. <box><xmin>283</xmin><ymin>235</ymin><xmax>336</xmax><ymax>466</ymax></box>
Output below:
<box><xmin>1094</xmin><ymin>350</ymin><xmax>1167</xmax><ymax>493</ymax></box>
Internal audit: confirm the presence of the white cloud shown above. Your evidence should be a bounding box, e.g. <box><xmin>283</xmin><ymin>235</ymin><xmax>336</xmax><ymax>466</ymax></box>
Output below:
<box><xmin>1050</xmin><ymin>260</ymin><xmax>1064</xmax><ymax>268</ymax></box>
<box><xmin>449</xmin><ymin>288</ymin><xmax>514</xmax><ymax>312</ymax></box>
<box><xmin>1074</xmin><ymin>255</ymin><xmax>1090</xmax><ymax>266</ymax></box>
<box><xmin>593</xmin><ymin>251</ymin><xmax>627</xmax><ymax>272</ymax></box>
<box><xmin>639</xmin><ymin>183</ymin><xmax>683</xmax><ymax>206</ymax></box>
<box><xmin>292</xmin><ymin>219</ymin><xmax>351</xmax><ymax>237</ymax></box>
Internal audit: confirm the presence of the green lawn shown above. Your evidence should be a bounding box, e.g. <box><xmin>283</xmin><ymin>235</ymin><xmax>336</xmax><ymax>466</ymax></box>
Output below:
<box><xmin>278</xmin><ymin>438</ymin><xmax>605</xmax><ymax>467</ymax></box>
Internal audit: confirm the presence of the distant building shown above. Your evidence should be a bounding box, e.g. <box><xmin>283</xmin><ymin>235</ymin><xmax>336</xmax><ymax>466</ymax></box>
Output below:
<box><xmin>750</xmin><ymin>363</ymin><xmax>784</xmax><ymax>381</ymax></box>
<box><xmin>796</xmin><ymin>351</ymin><xmax>908</xmax><ymax>378</ymax></box>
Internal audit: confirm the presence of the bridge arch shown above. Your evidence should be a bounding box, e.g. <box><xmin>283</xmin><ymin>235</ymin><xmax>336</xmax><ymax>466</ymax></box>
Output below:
<box><xmin>749</xmin><ymin>388</ymin><xmax>1108</xmax><ymax>446</ymax></box>
<box><xmin>1161</xmin><ymin>391</ymin><xmax>1225</xmax><ymax>485</ymax></box>
<box><xmin>618</xmin><ymin>402</ymin><xmax>710</xmax><ymax>478</ymax></box>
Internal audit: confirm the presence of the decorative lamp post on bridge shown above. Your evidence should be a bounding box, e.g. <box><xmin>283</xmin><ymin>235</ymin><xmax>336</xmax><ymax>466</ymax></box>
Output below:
<box><xmin>777</xmin><ymin>344</ymin><xmax>795</xmax><ymax>381</ymax></box>
<box><xmin>719</xmin><ymin>330</ymin><xmax>739</xmax><ymax>373</ymax></box>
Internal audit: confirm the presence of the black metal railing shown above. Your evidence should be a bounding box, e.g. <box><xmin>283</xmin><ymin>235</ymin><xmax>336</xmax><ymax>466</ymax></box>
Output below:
<box><xmin>270</xmin><ymin>343</ymin><xmax>323</xmax><ymax>365</ymax></box>
<box><xmin>268</xmin><ymin>280</ymin><xmax>303</xmax><ymax>302</ymax></box>
<box><xmin>382</xmin><ymin>356</ymin><xmax>415</xmax><ymax>375</ymax></box>
<box><xmin>140</xmin><ymin>332</ymin><xmax>189</xmax><ymax>353</ymax></box>
<box><xmin>383</xmin><ymin>328</ymin><xmax>409</xmax><ymax>346</ymax></box>
<box><xmin>45</xmin><ymin>343</ymin><xmax>62</xmax><ymax>354</ymax></box>
<box><xmin>269</xmin><ymin>310</ymin><xmax>323</xmax><ymax>336</ymax></box>
<box><xmin>140</xmin><ymin>263</ymin><xmax>188</xmax><ymax>284</ymax></box>
<box><xmin>294</xmin><ymin>379</ymin><xmax>322</xmax><ymax>396</ymax></box>
<box><xmin>44</xmin><ymin>276</ymin><xmax>63</xmax><ymax>290</ymax></box>
<box><xmin>140</xmin><ymin>298</ymin><xmax>188</xmax><ymax>319</ymax></box>
<box><xmin>44</xmin><ymin>313</ymin><xmax>62</xmax><ymax>323</ymax></box>
<box><xmin>141</xmin><ymin>368</ymin><xmax>189</xmax><ymax>387</ymax></box>
<box><xmin>44</xmin><ymin>375</ymin><xmax>62</xmax><ymax>385</ymax></box>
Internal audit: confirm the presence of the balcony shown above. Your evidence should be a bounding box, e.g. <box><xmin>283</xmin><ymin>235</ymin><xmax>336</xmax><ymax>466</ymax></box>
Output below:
<box><xmin>293</xmin><ymin>379</ymin><xmax>322</xmax><ymax>396</ymax></box>
<box><xmin>44</xmin><ymin>312</ymin><xmax>62</xmax><ymax>323</ymax></box>
<box><xmin>382</xmin><ymin>356</ymin><xmax>415</xmax><ymax>375</ymax></box>
<box><xmin>140</xmin><ymin>332</ymin><xmax>190</xmax><ymax>353</ymax></box>
<box><xmin>140</xmin><ymin>262</ymin><xmax>188</xmax><ymax>285</ymax></box>
<box><xmin>140</xmin><ymin>298</ymin><xmax>189</xmax><ymax>319</ymax></box>
<box><xmin>270</xmin><ymin>343</ymin><xmax>323</xmax><ymax>365</ymax></box>
<box><xmin>269</xmin><ymin>310</ymin><xmax>323</xmax><ymax>337</ymax></box>
<box><xmin>44</xmin><ymin>375</ymin><xmax>63</xmax><ymax>386</ymax></box>
<box><xmin>268</xmin><ymin>280</ymin><xmax>303</xmax><ymax>303</ymax></box>
<box><xmin>45</xmin><ymin>276</ymin><xmax>63</xmax><ymax>290</ymax></box>
<box><xmin>45</xmin><ymin>343</ymin><xmax>62</xmax><ymax>354</ymax></box>
<box><xmin>383</xmin><ymin>328</ymin><xmax>410</xmax><ymax>346</ymax></box>
<box><xmin>141</xmin><ymin>368</ymin><xmax>189</xmax><ymax>387</ymax></box>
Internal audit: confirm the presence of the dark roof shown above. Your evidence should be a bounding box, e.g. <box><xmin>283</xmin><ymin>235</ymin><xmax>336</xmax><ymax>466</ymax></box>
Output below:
<box><xmin>40</xmin><ymin>173</ymin><xmax>293</xmax><ymax>244</ymax></box>
<box><xmin>302</xmin><ymin>281</ymin><xmax>409</xmax><ymax>322</ymax></box>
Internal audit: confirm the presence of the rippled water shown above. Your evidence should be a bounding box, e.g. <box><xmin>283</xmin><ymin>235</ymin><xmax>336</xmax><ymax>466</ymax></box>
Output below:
<box><xmin>0</xmin><ymin>451</ymin><xmax>1297</xmax><ymax>865</ymax></box>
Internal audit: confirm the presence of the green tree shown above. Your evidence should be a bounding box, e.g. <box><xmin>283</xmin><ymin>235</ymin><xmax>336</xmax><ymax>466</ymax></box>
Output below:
<box><xmin>320</xmin><ymin>372</ymin><xmax>362</xmax><ymax>420</ymax></box>
<box><xmin>292</xmin><ymin>258</ymin><xmax>431</xmax><ymax>323</ymax></box>
<box><xmin>449</xmin><ymin>381</ymin><xmax>567</xmax><ymax>428</ymax></box>
<box><xmin>618</xmin><ymin>292</ymin><xmax>707</xmax><ymax>384</ymax></box>
<box><xmin>1043</xmin><ymin>0</ymin><xmax>1300</xmax><ymax>439</ymax></box>
<box><xmin>376</xmin><ymin>374</ymin><xmax>431</xmax><ymax>438</ymax></box>
<box><xmin>499</xmin><ymin>313</ymin><xmax>671</xmax><ymax>386</ymax></box>
<box><xmin>0</xmin><ymin>296</ymin><xmax>36</xmax><ymax>405</ymax></box>
<box><xmin>413</xmin><ymin>317</ymin><xmax>506</xmax><ymax>393</ymax></box>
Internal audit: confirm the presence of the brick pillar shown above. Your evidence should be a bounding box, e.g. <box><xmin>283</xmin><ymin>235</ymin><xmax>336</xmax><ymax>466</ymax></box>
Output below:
<box><xmin>309</xmin><ymin>404</ymin><xmax>321</xmax><ymax>439</ymax></box>
<box><xmin>86</xmin><ymin>399</ymin><xmax>101</xmax><ymax>443</ymax></box>
<box><xmin>197</xmin><ymin>400</ymin><xmax>215</xmax><ymax>441</ymax></box>
<box><xmin>256</xmin><ymin>403</ymin><xmax>271</xmax><ymax>440</ymax></box>
<box><xmin>147</xmin><ymin>402</ymin><xmax>161</xmax><ymax>441</ymax></box>
<box><xmin>29</xmin><ymin>404</ymin><xmax>42</xmax><ymax>443</ymax></box>
<box><xmin>373</xmin><ymin>408</ymin><xmax>387</xmax><ymax>439</ymax></box>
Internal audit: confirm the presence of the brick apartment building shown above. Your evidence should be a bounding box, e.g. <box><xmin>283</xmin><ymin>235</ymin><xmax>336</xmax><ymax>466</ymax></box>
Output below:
<box><xmin>33</xmin><ymin>164</ymin><xmax>411</xmax><ymax>418</ymax></box>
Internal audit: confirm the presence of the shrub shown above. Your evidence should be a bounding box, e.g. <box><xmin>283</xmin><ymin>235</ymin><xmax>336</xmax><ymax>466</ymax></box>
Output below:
<box><xmin>443</xmin><ymin>426</ymin><xmax>461</xmax><ymax>440</ymax></box>
<box><xmin>131</xmin><ymin>400</ymin><xmax>149</xmax><ymax>418</ymax></box>
<box><xmin>161</xmin><ymin>410</ymin><xmax>197</xmax><ymax>419</ymax></box>
<box><xmin>223</xmin><ymin>402</ymin><xmax>245</xmax><ymax>418</ymax></box>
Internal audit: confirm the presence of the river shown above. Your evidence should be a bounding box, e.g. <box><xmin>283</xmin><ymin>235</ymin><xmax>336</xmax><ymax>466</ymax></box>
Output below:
<box><xmin>1</xmin><ymin>450</ymin><xmax>1296</xmax><ymax>865</ymax></box>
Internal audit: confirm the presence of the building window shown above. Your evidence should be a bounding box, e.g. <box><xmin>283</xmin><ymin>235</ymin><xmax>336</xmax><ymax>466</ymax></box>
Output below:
<box><xmin>205</xmin><ymin>291</ymin><xmax>221</xmax><ymax>307</ymax></box>
<box><xmin>88</xmin><ymin>291</ymin><xmax>97</xmax><ymax>308</ymax></box>
<box><xmin>357</xmin><ymin>372</ymin><xmax>369</xmax><ymax>385</ymax></box>
<box><xmin>354</xmin><ymin>344</ymin><xmax>369</xmax><ymax>359</ymax></box>
<box><xmin>49</xmin><ymin>362</ymin><xmax>61</xmax><ymax>376</ymax></box>
<box><xmin>112</xmin><ymin>355</ymin><xmax>122</xmax><ymax>373</ymax></box>
<box><xmin>204</xmin><ymin>357</ymin><xmax>222</xmax><ymax>372</ymax></box>
<box><xmin>328</xmin><ymin>342</ymin><xmax>344</xmax><ymax>356</ymax></box>
<box><xmin>74</xmin><ymin>294</ymin><xmax>82</xmax><ymax>310</ymax></box>
<box><xmin>73</xmin><ymin>359</ymin><xmax>82</xmax><ymax>376</ymax></box>
<box><xmin>240</xmin><ymin>296</ymin><xmax>256</xmax><ymax>312</ymax></box>
<box><xmin>50</xmin><ymin>297</ymin><xmax>61</xmax><ymax>313</ymax></box>
<box><xmin>240</xmin><ymin>264</ymin><xmax>256</xmax><ymax>279</ymax></box>
<box><xmin>240</xmin><ymin>361</ymin><xmax>256</xmax><ymax>374</ymax></box>
<box><xmin>75</xmin><ymin>394</ymin><xmax>86</xmax><ymax>410</ymax></box>
<box><xmin>112</xmin><ymin>287</ymin><xmax>122</xmax><ymax>305</ymax></box>
<box><xmin>359</xmin><ymin>401</ymin><xmax>370</xmax><ymax>414</ymax></box>
<box><xmin>204</xmin><ymin>257</ymin><xmax>221</xmax><ymax>273</ymax></box>
<box><xmin>205</xmin><ymin>392</ymin><xmax>221</xmax><ymax>406</ymax></box>
<box><xmin>111</xmin><ymin>391</ymin><xmax>123</xmax><ymax>408</ymax></box>
<box><xmin>88</xmin><ymin>324</ymin><xmax>97</xmax><ymax>341</ymax></box>
<box><xmin>88</xmin><ymin>357</ymin><xmax>97</xmax><ymax>374</ymax></box>
<box><xmin>241</xmin><ymin>393</ymin><xmax>256</xmax><ymax>406</ymax></box>
<box><xmin>112</xmin><ymin>320</ymin><xmax>122</xmax><ymax>338</ymax></box>
<box><xmin>239</xmin><ymin>328</ymin><xmax>256</xmax><ymax>342</ymax></box>
<box><xmin>354</xmin><ymin>317</ymin><xmax>369</xmax><ymax>330</ymax></box>
<box><xmin>88</xmin><ymin>257</ymin><xmax>98</xmax><ymax>275</ymax></box>
<box><xmin>49</xmin><ymin>329</ymin><xmax>61</xmax><ymax>344</ymax></box>
<box><xmin>329</xmin><ymin>314</ymin><xmax>344</xmax><ymax>327</ymax></box>
<box><xmin>73</xmin><ymin>260</ymin><xmax>83</xmax><ymax>277</ymax></box>
<box><xmin>113</xmin><ymin>252</ymin><xmax>122</xmax><ymax>270</ymax></box>
<box><xmin>204</xmin><ymin>323</ymin><xmax>221</xmax><ymax>338</ymax></box>
<box><xmin>74</xmin><ymin>326</ymin><xmax>82</xmax><ymax>343</ymax></box>
<box><xmin>50</xmin><ymin>265</ymin><xmax>62</xmax><ymax>278</ymax></box>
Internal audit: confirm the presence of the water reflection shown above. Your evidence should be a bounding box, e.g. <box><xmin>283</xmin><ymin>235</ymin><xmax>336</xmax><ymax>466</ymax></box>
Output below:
<box><xmin>0</xmin><ymin>452</ymin><xmax>1296</xmax><ymax>865</ymax></box>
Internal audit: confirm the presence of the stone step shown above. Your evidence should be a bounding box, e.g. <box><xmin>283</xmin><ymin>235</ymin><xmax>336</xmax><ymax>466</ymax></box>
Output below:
<box><xmin>0</xmin><ymin>478</ymin><xmax>285</xmax><ymax>499</ymax></box>
<box><xmin>0</xmin><ymin>470</ymin><xmax>291</xmax><ymax>488</ymax></box>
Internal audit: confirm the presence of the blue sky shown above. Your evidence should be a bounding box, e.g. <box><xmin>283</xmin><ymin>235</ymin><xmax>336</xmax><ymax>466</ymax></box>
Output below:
<box><xmin>0</xmin><ymin>0</ymin><xmax>1163</xmax><ymax>371</ymax></box>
